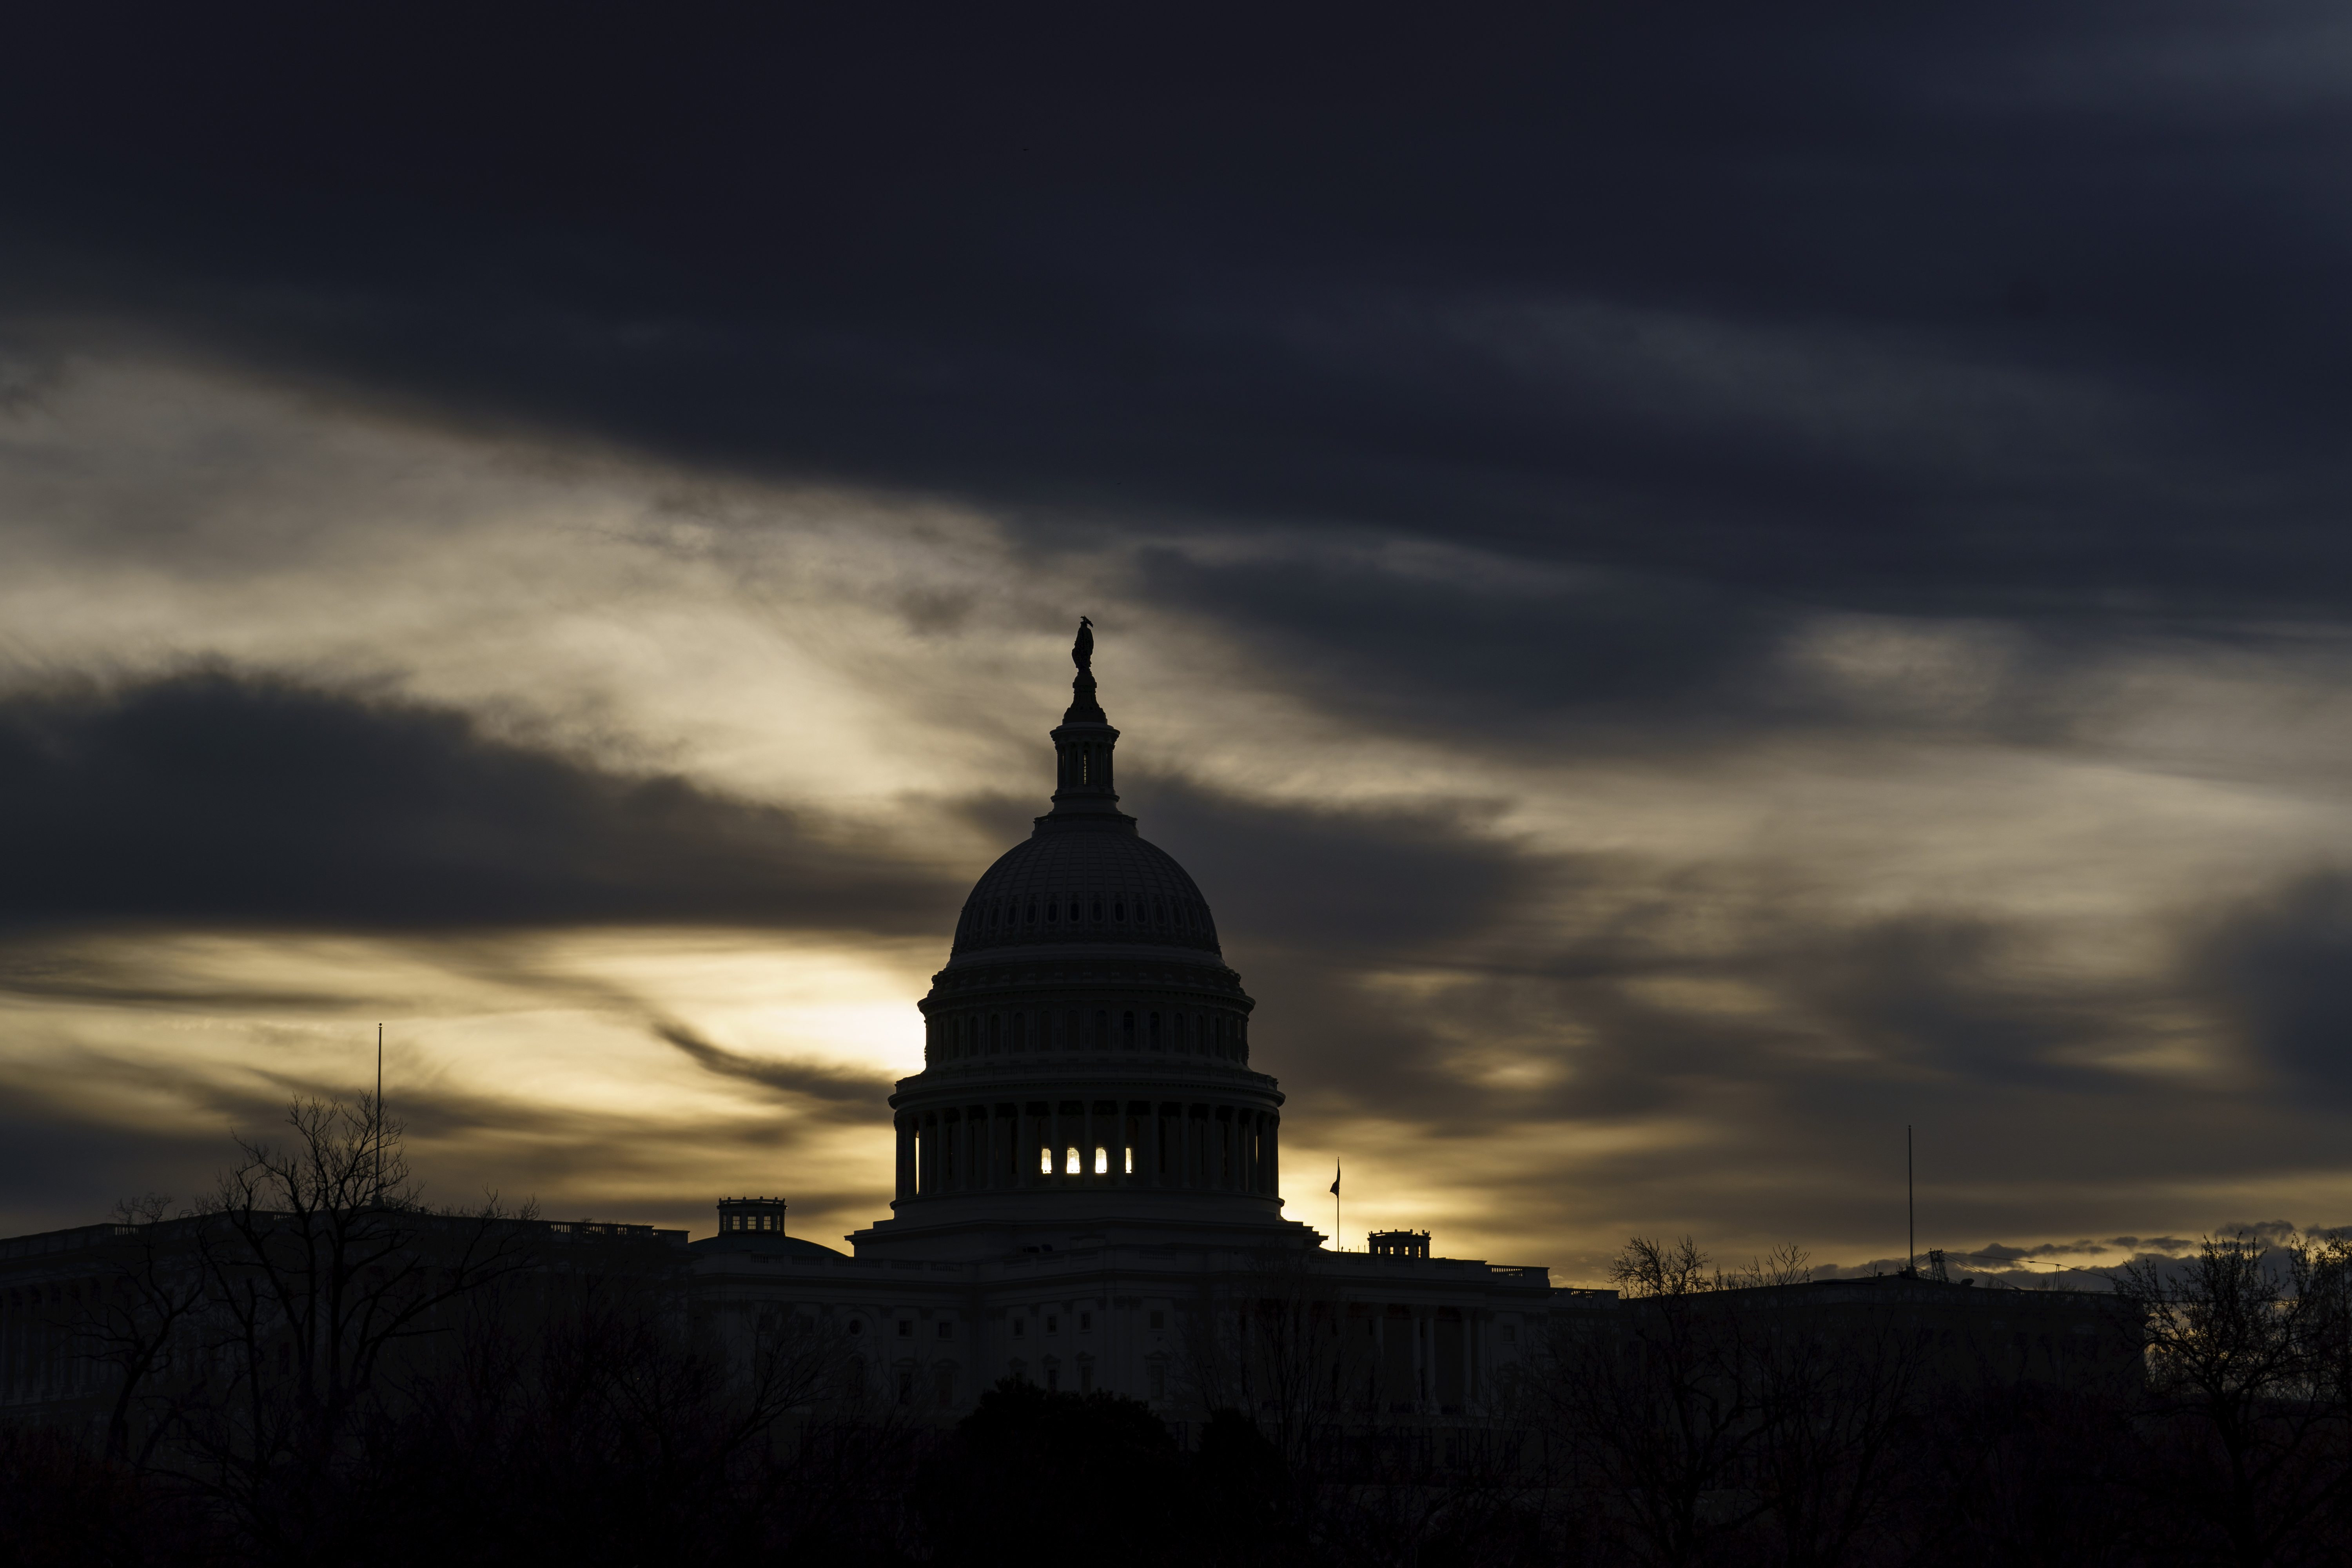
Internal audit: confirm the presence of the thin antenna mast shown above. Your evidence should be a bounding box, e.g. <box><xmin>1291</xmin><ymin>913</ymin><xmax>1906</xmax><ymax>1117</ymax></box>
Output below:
<box><xmin>1907</xmin><ymin>1124</ymin><xmax>1915</xmax><ymax>1276</ymax></box>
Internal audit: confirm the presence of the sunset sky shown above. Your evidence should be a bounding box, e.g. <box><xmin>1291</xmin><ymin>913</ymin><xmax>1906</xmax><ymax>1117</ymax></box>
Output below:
<box><xmin>7</xmin><ymin>5</ymin><xmax>2352</xmax><ymax>1285</ymax></box>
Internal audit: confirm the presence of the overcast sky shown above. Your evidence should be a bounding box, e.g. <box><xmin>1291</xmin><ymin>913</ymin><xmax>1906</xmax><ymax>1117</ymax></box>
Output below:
<box><xmin>6</xmin><ymin>4</ymin><xmax>2352</xmax><ymax>1284</ymax></box>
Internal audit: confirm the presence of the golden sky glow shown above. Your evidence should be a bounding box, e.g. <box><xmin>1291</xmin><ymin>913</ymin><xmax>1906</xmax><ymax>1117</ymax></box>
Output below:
<box><xmin>7</xmin><ymin>348</ymin><xmax>2352</xmax><ymax>1285</ymax></box>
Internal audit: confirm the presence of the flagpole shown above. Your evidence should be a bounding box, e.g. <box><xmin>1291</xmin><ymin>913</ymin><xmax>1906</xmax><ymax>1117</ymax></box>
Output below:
<box><xmin>1330</xmin><ymin>1160</ymin><xmax>1341</xmax><ymax>1251</ymax></box>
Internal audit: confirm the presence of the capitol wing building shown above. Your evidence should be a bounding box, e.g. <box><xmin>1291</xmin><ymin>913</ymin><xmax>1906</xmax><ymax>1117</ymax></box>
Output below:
<box><xmin>688</xmin><ymin>629</ymin><xmax>1559</xmax><ymax>1416</ymax></box>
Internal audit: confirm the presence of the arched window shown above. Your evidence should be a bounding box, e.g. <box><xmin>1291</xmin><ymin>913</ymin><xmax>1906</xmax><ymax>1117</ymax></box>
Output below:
<box><xmin>1011</xmin><ymin>1012</ymin><xmax>1026</xmax><ymax>1051</ymax></box>
<box><xmin>1091</xmin><ymin>897</ymin><xmax>1103</xmax><ymax>922</ymax></box>
<box><xmin>1149</xmin><ymin>1011</ymin><xmax>1162</xmax><ymax>1049</ymax></box>
<box><xmin>1122</xmin><ymin>1011</ymin><xmax>1136</xmax><ymax>1048</ymax></box>
<box><xmin>1113</xmin><ymin>899</ymin><xmax>1126</xmax><ymax>922</ymax></box>
<box><xmin>989</xmin><ymin>1015</ymin><xmax>1002</xmax><ymax>1053</ymax></box>
<box><xmin>1094</xmin><ymin>1009</ymin><xmax>1108</xmax><ymax>1049</ymax></box>
<box><xmin>1026</xmin><ymin>902</ymin><xmax>1037</xmax><ymax>925</ymax></box>
<box><xmin>1045</xmin><ymin>899</ymin><xmax>1059</xmax><ymax>924</ymax></box>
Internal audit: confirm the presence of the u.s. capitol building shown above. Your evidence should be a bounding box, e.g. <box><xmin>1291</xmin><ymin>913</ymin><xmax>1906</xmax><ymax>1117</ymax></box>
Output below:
<box><xmin>687</xmin><ymin>625</ymin><xmax>1557</xmax><ymax>1412</ymax></box>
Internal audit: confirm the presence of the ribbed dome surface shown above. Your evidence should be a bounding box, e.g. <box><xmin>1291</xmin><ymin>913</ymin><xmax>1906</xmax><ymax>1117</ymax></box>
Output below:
<box><xmin>950</xmin><ymin>820</ymin><xmax>1221</xmax><ymax>958</ymax></box>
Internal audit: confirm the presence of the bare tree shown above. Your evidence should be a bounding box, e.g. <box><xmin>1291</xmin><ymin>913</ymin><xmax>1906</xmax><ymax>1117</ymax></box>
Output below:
<box><xmin>1519</xmin><ymin>1237</ymin><xmax>1771</xmax><ymax>1566</ymax></box>
<box><xmin>115</xmin><ymin>1094</ymin><xmax>541</xmax><ymax>1562</ymax></box>
<box><xmin>2115</xmin><ymin>1233</ymin><xmax>2352</xmax><ymax>1568</ymax></box>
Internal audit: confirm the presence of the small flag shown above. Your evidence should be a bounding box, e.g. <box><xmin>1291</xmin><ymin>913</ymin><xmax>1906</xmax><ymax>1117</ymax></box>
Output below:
<box><xmin>1329</xmin><ymin>1160</ymin><xmax>1341</xmax><ymax>1196</ymax></box>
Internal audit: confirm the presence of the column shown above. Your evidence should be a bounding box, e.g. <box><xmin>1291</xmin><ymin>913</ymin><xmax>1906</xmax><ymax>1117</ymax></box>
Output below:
<box><xmin>1265</xmin><ymin>1115</ymin><xmax>1281</xmax><ymax>1196</ymax></box>
<box><xmin>895</xmin><ymin>1116</ymin><xmax>915</xmax><ymax>1200</ymax></box>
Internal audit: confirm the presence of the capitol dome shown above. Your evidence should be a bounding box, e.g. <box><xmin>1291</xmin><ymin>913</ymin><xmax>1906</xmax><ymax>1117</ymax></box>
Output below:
<box><xmin>850</xmin><ymin>621</ymin><xmax>1298</xmax><ymax>1259</ymax></box>
<box><xmin>949</xmin><ymin>826</ymin><xmax>1221</xmax><ymax>960</ymax></box>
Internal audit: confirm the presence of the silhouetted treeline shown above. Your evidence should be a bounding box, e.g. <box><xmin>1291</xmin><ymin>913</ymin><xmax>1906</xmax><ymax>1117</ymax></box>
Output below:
<box><xmin>10</xmin><ymin>1105</ymin><xmax>2352</xmax><ymax>1566</ymax></box>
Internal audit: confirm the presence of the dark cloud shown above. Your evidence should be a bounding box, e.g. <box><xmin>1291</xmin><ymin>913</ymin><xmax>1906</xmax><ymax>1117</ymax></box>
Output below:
<box><xmin>5</xmin><ymin>5</ymin><xmax>2352</xmax><ymax>626</ymax></box>
<box><xmin>1133</xmin><ymin>548</ymin><xmax>1792</xmax><ymax>736</ymax></box>
<box><xmin>2190</xmin><ymin>871</ymin><xmax>2352</xmax><ymax>1103</ymax></box>
<box><xmin>0</xmin><ymin>668</ymin><xmax>962</xmax><ymax>935</ymax></box>
<box><xmin>653</xmin><ymin>1020</ymin><xmax>897</xmax><ymax>1112</ymax></box>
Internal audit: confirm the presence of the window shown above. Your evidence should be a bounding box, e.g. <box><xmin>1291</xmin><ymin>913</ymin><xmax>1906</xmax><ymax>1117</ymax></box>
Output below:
<box><xmin>1503</xmin><ymin>1326</ymin><xmax>1517</xmax><ymax>1344</ymax></box>
<box><xmin>1148</xmin><ymin>1362</ymin><xmax>1167</xmax><ymax>1399</ymax></box>
<box><xmin>1045</xmin><ymin>1315</ymin><xmax>1059</xmax><ymax>1334</ymax></box>
<box><xmin>1094</xmin><ymin>1009</ymin><xmax>1107</xmax><ymax>1047</ymax></box>
<box><xmin>1040</xmin><ymin>1147</ymin><xmax>1054</xmax><ymax>1174</ymax></box>
<box><xmin>1011</xmin><ymin>1012</ymin><xmax>1025</xmax><ymax>1051</ymax></box>
<box><xmin>1149</xmin><ymin>1311</ymin><xmax>1165</xmax><ymax>1330</ymax></box>
<box><xmin>938</xmin><ymin>1322</ymin><xmax>954</xmax><ymax>1340</ymax></box>
<box><xmin>1046</xmin><ymin>900</ymin><xmax>1058</xmax><ymax>924</ymax></box>
<box><xmin>1079</xmin><ymin>1363</ymin><xmax>1094</xmax><ymax>1393</ymax></box>
<box><xmin>1092</xmin><ymin>898</ymin><xmax>1103</xmax><ymax>921</ymax></box>
<box><xmin>1094</xmin><ymin>1145</ymin><xmax>1107</xmax><ymax>1174</ymax></box>
<box><xmin>1012</xmin><ymin>1318</ymin><xmax>1026</xmax><ymax>1338</ymax></box>
<box><xmin>1122</xmin><ymin>1010</ymin><xmax>1135</xmax><ymax>1048</ymax></box>
<box><xmin>897</xmin><ymin>1319</ymin><xmax>914</xmax><ymax>1338</ymax></box>
<box><xmin>1045</xmin><ymin>1367</ymin><xmax>1060</xmax><ymax>1390</ymax></box>
<box><xmin>897</xmin><ymin>1370</ymin><xmax>915</xmax><ymax>1405</ymax></box>
<box><xmin>1025</xmin><ymin>902</ymin><xmax>1037</xmax><ymax>925</ymax></box>
<box><xmin>1149</xmin><ymin>1011</ymin><xmax>1161</xmax><ymax>1049</ymax></box>
<box><xmin>936</xmin><ymin>1366</ymin><xmax>956</xmax><ymax>1406</ymax></box>
<box><xmin>847</xmin><ymin>1320</ymin><xmax>864</xmax><ymax>1336</ymax></box>
<box><xmin>1065</xmin><ymin>1145</ymin><xmax>1080</xmax><ymax>1174</ymax></box>
<box><xmin>1114</xmin><ymin>899</ymin><xmax>1125</xmax><ymax>922</ymax></box>
<box><xmin>1079</xmin><ymin>1312</ymin><xmax>1092</xmax><ymax>1332</ymax></box>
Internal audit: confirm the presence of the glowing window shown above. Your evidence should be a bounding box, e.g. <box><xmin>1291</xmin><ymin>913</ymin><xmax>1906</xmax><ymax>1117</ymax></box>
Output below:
<box><xmin>1094</xmin><ymin>1145</ymin><xmax>1107</xmax><ymax>1174</ymax></box>
<box><xmin>1065</xmin><ymin>1146</ymin><xmax>1080</xmax><ymax>1174</ymax></box>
